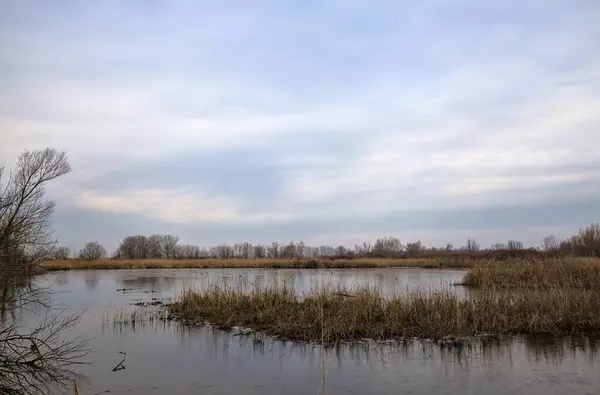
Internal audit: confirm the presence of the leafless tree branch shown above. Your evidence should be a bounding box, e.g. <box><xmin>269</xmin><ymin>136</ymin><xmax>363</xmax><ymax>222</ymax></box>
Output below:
<box><xmin>1</xmin><ymin>148</ymin><xmax>90</xmax><ymax>394</ymax></box>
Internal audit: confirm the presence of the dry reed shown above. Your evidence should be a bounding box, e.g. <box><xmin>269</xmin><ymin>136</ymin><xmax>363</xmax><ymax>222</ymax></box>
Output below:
<box><xmin>462</xmin><ymin>257</ymin><xmax>600</xmax><ymax>289</ymax></box>
<box><xmin>168</xmin><ymin>285</ymin><xmax>600</xmax><ymax>342</ymax></box>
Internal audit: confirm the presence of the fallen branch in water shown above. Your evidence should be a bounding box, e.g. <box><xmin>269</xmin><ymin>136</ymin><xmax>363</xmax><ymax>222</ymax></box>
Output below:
<box><xmin>112</xmin><ymin>352</ymin><xmax>126</xmax><ymax>372</ymax></box>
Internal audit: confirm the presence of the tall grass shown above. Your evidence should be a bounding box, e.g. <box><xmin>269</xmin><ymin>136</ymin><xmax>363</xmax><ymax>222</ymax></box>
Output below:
<box><xmin>168</xmin><ymin>285</ymin><xmax>600</xmax><ymax>341</ymax></box>
<box><xmin>462</xmin><ymin>257</ymin><xmax>600</xmax><ymax>289</ymax></box>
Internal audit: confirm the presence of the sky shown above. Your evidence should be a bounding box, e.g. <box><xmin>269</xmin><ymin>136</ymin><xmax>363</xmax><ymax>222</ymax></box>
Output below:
<box><xmin>1</xmin><ymin>1</ymin><xmax>599</xmax><ymax>253</ymax></box>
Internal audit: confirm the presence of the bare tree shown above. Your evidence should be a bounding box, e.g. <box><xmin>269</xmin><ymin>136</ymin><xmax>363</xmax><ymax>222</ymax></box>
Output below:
<box><xmin>541</xmin><ymin>235</ymin><xmax>559</xmax><ymax>252</ymax></box>
<box><xmin>296</xmin><ymin>241</ymin><xmax>306</xmax><ymax>258</ymax></box>
<box><xmin>173</xmin><ymin>244</ymin><xmax>201</xmax><ymax>259</ymax></box>
<box><xmin>162</xmin><ymin>234</ymin><xmax>179</xmax><ymax>259</ymax></box>
<box><xmin>507</xmin><ymin>240</ymin><xmax>523</xmax><ymax>250</ymax></box>
<box><xmin>233</xmin><ymin>242</ymin><xmax>253</xmax><ymax>259</ymax></box>
<box><xmin>354</xmin><ymin>242</ymin><xmax>372</xmax><ymax>257</ymax></box>
<box><xmin>405</xmin><ymin>241</ymin><xmax>424</xmax><ymax>257</ymax></box>
<box><xmin>0</xmin><ymin>148</ymin><xmax>71</xmax><ymax>267</ymax></box>
<box><xmin>146</xmin><ymin>234</ymin><xmax>165</xmax><ymax>259</ymax></box>
<box><xmin>78</xmin><ymin>241</ymin><xmax>106</xmax><ymax>260</ymax></box>
<box><xmin>115</xmin><ymin>235</ymin><xmax>148</xmax><ymax>259</ymax></box>
<box><xmin>253</xmin><ymin>244</ymin><xmax>266</xmax><ymax>259</ymax></box>
<box><xmin>465</xmin><ymin>238</ymin><xmax>480</xmax><ymax>252</ymax></box>
<box><xmin>281</xmin><ymin>242</ymin><xmax>297</xmax><ymax>259</ymax></box>
<box><xmin>372</xmin><ymin>237</ymin><xmax>403</xmax><ymax>258</ymax></box>
<box><xmin>334</xmin><ymin>245</ymin><xmax>348</xmax><ymax>258</ymax></box>
<box><xmin>211</xmin><ymin>244</ymin><xmax>234</xmax><ymax>259</ymax></box>
<box><xmin>52</xmin><ymin>246</ymin><xmax>71</xmax><ymax>260</ymax></box>
<box><xmin>198</xmin><ymin>247</ymin><xmax>210</xmax><ymax>258</ymax></box>
<box><xmin>233</xmin><ymin>242</ymin><xmax>255</xmax><ymax>259</ymax></box>
<box><xmin>267</xmin><ymin>242</ymin><xmax>280</xmax><ymax>258</ymax></box>
<box><xmin>316</xmin><ymin>245</ymin><xmax>335</xmax><ymax>257</ymax></box>
<box><xmin>1</xmin><ymin>148</ymin><xmax>89</xmax><ymax>394</ymax></box>
<box><xmin>577</xmin><ymin>223</ymin><xmax>600</xmax><ymax>256</ymax></box>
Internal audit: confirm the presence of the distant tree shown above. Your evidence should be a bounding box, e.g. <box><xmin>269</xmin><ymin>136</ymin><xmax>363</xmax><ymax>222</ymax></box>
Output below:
<box><xmin>239</xmin><ymin>242</ymin><xmax>253</xmax><ymax>259</ymax></box>
<box><xmin>173</xmin><ymin>244</ymin><xmax>201</xmax><ymax>259</ymax></box>
<box><xmin>405</xmin><ymin>241</ymin><xmax>425</xmax><ymax>257</ymax></box>
<box><xmin>559</xmin><ymin>236</ymin><xmax>578</xmax><ymax>255</ymax></box>
<box><xmin>465</xmin><ymin>238</ymin><xmax>480</xmax><ymax>252</ymax></box>
<box><xmin>372</xmin><ymin>237</ymin><xmax>403</xmax><ymax>258</ymax></box>
<box><xmin>199</xmin><ymin>247</ymin><xmax>210</xmax><ymax>258</ymax></box>
<box><xmin>212</xmin><ymin>244</ymin><xmax>234</xmax><ymax>259</ymax></box>
<box><xmin>507</xmin><ymin>240</ymin><xmax>523</xmax><ymax>250</ymax></box>
<box><xmin>162</xmin><ymin>234</ymin><xmax>179</xmax><ymax>259</ymax></box>
<box><xmin>556</xmin><ymin>224</ymin><xmax>600</xmax><ymax>257</ymax></box>
<box><xmin>541</xmin><ymin>235</ymin><xmax>559</xmax><ymax>252</ymax></box>
<box><xmin>281</xmin><ymin>242</ymin><xmax>298</xmax><ymax>259</ymax></box>
<box><xmin>253</xmin><ymin>244</ymin><xmax>266</xmax><ymax>259</ymax></box>
<box><xmin>490</xmin><ymin>243</ymin><xmax>507</xmax><ymax>250</ymax></box>
<box><xmin>233</xmin><ymin>243</ymin><xmax>248</xmax><ymax>259</ymax></box>
<box><xmin>267</xmin><ymin>242</ymin><xmax>280</xmax><ymax>258</ymax></box>
<box><xmin>354</xmin><ymin>242</ymin><xmax>372</xmax><ymax>257</ymax></box>
<box><xmin>146</xmin><ymin>234</ymin><xmax>165</xmax><ymax>258</ymax></box>
<box><xmin>317</xmin><ymin>245</ymin><xmax>335</xmax><ymax>257</ymax></box>
<box><xmin>296</xmin><ymin>241</ymin><xmax>306</xmax><ymax>258</ymax></box>
<box><xmin>115</xmin><ymin>235</ymin><xmax>148</xmax><ymax>259</ymax></box>
<box><xmin>305</xmin><ymin>246</ymin><xmax>318</xmax><ymax>258</ymax></box>
<box><xmin>334</xmin><ymin>245</ymin><xmax>348</xmax><ymax>258</ymax></box>
<box><xmin>79</xmin><ymin>241</ymin><xmax>106</xmax><ymax>260</ymax></box>
<box><xmin>187</xmin><ymin>245</ymin><xmax>201</xmax><ymax>259</ymax></box>
<box><xmin>577</xmin><ymin>223</ymin><xmax>600</xmax><ymax>256</ymax></box>
<box><xmin>233</xmin><ymin>243</ymin><xmax>242</xmax><ymax>258</ymax></box>
<box><xmin>52</xmin><ymin>246</ymin><xmax>71</xmax><ymax>260</ymax></box>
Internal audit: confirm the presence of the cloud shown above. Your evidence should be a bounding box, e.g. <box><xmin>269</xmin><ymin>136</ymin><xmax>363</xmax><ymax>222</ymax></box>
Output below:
<box><xmin>1</xmin><ymin>0</ymin><xmax>600</xmax><ymax>249</ymax></box>
<box><xmin>74</xmin><ymin>188</ymin><xmax>244</xmax><ymax>224</ymax></box>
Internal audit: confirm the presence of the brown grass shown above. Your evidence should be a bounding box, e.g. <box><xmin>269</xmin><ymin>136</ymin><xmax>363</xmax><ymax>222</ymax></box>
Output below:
<box><xmin>40</xmin><ymin>257</ymin><xmax>472</xmax><ymax>271</ymax></box>
<box><xmin>168</xmin><ymin>285</ymin><xmax>600</xmax><ymax>342</ymax></box>
<box><xmin>462</xmin><ymin>257</ymin><xmax>600</xmax><ymax>289</ymax></box>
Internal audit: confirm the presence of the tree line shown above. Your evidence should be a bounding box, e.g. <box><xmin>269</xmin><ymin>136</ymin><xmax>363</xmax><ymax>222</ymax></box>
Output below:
<box><xmin>60</xmin><ymin>224</ymin><xmax>600</xmax><ymax>261</ymax></box>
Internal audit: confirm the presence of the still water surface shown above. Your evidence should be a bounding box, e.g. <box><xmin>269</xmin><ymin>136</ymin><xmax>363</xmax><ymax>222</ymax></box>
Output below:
<box><xmin>18</xmin><ymin>268</ymin><xmax>600</xmax><ymax>394</ymax></box>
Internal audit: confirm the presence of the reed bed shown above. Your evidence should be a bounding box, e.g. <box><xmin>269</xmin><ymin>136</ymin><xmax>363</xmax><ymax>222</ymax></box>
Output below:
<box><xmin>168</xmin><ymin>285</ymin><xmax>600</xmax><ymax>342</ymax></box>
<box><xmin>462</xmin><ymin>257</ymin><xmax>600</xmax><ymax>289</ymax></box>
<box><xmin>40</xmin><ymin>257</ymin><xmax>469</xmax><ymax>271</ymax></box>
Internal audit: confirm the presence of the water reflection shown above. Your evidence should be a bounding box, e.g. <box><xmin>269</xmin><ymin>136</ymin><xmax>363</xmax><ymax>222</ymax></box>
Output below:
<box><xmin>524</xmin><ymin>335</ymin><xmax>599</xmax><ymax>365</ymax></box>
<box><xmin>83</xmin><ymin>271</ymin><xmax>100</xmax><ymax>289</ymax></box>
<box><xmin>20</xmin><ymin>269</ymin><xmax>600</xmax><ymax>394</ymax></box>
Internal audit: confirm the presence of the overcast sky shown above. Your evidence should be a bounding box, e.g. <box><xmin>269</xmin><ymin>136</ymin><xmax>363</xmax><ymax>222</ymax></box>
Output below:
<box><xmin>1</xmin><ymin>1</ymin><xmax>599</xmax><ymax>252</ymax></box>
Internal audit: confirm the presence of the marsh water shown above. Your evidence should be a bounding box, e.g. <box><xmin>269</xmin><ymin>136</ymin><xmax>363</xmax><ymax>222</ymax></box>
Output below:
<box><xmin>15</xmin><ymin>268</ymin><xmax>600</xmax><ymax>394</ymax></box>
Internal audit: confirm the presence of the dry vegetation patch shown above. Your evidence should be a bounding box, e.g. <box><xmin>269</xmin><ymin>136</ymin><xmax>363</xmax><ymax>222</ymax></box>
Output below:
<box><xmin>462</xmin><ymin>257</ymin><xmax>600</xmax><ymax>289</ymax></box>
<box><xmin>168</xmin><ymin>285</ymin><xmax>600</xmax><ymax>342</ymax></box>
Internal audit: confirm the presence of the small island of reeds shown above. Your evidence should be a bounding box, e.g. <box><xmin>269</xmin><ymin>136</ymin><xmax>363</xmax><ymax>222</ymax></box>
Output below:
<box><xmin>167</xmin><ymin>257</ymin><xmax>600</xmax><ymax>342</ymax></box>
